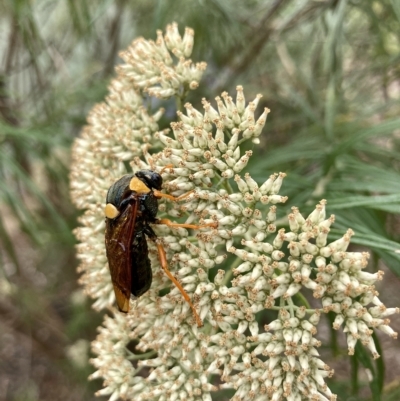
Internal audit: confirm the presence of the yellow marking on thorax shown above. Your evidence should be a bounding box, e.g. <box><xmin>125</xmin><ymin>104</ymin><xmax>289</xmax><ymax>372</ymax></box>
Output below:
<box><xmin>105</xmin><ymin>203</ymin><xmax>120</xmax><ymax>219</ymax></box>
<box><xmin>130</xmin><ymin>177</ymin><xmax>151</xmax><ymax>194</ymax></box>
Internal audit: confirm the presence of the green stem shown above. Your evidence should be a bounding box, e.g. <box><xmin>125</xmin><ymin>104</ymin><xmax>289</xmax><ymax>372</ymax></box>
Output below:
<box><xmin>268</xmin><ymin>304</ymin><xmax>316</xmax><ymax>314</ymax></box>
<box><xmin>222</xmin><ymin>256</ymin><xmax>244</xmax><ymax>286</ymax></box>
<box><xmin>126</xmin><ymin>350</ymin><xmax>157</xmax><ymax>361</ymax></box>
<box><xmin>237</xmin><ymin>137</ymin><xmax>250</xmax><ymax>146</ymax></box>
<box><xmin>293</xmin><ymin>291</ymin><xmax>310</xmax><ymax>309</ymax></box>
<box><xmin>176</xmin><ymin>95</ymin><xmax>183</xmax><ymax>112</ymax></box>
<box><xmin>223</xmin><ymin>179</ymin><xmax>234</xmax><ymax>194</ymax></box>
<box><xmin>286</xmin><ymin>297</ymin><xmax>295</xmax><ymax>318</ymax></box>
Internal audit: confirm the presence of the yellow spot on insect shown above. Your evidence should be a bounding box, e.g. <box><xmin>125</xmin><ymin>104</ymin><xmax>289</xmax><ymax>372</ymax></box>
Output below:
<box><xmin>130</xmin><ymin>177</ymin><xmax>151</xmax><ymax>194</ymax></box>
<box><xmin>105</xmin><ymin>203</ymin><xmax>120</xmax><ymax>219</ymax></box>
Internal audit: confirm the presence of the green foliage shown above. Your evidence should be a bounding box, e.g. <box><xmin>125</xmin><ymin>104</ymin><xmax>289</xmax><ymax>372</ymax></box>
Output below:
<box><xmin>0</xmin><ymin>0</ymin><xmax>399</xmax><ymax>400</ymax></box>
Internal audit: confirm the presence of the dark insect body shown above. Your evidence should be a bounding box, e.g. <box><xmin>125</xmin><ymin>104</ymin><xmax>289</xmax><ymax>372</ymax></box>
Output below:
<box><xmin>104</xmin><ymin>169</ymin><xmax>212</xmax><ymax>327</ymax></box>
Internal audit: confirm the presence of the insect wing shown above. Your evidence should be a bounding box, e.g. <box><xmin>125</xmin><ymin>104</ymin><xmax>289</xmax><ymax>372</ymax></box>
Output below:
<box><xmin>105</xmin><ymin>198</ymin><xmax>139</xmax><ymax>312</ymax></box>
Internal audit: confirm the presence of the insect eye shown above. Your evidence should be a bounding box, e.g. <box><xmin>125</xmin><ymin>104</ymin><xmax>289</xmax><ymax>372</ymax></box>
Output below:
<box><xmin>135</xmin><ymin>170</ymin><xmax>163</xmax><ymax>190</ymax></box>
<box><xmin>150</xmin><ymin>172</ymin><xmax>162</xmax><ymax>190</ymax></box>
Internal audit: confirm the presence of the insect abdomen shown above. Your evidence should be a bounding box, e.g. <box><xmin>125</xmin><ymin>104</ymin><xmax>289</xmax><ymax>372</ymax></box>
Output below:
<box><xmin>130</xmin><ymin>231</ymin><xmax>152</xmax><ymax>296</ymax></box>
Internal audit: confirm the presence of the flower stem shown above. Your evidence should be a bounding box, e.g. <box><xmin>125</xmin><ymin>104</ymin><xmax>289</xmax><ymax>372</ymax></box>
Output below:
<box><xmin>126</xmin><ymin>350</ymin><xmax>157</xmax><ymax>361</ymax></box>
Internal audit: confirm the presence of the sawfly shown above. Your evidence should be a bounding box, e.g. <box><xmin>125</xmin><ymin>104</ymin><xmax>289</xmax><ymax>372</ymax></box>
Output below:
<box><xmin>104</xmin><ymin>169</ymin><xmax>215</xmax><ymax>327</ymax></box>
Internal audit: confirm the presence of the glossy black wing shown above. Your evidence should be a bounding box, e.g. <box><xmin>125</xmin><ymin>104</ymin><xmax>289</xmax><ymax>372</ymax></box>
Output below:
<box><xmin>105</xmin><ymin>198</ymin><xmax>139</xmax><ymax>312</ymax></box>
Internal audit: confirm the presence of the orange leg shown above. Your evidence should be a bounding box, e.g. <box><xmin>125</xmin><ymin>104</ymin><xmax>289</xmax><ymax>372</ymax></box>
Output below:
<box><xmin>155</xmin><ymin>241</ymin><xmax>203</xmax><ymax>327</ymax></box>
<box><xmin>159</xmin><ymin>164</ymin><xmax>174</xmax><ymax>174</ymax></box>
<box><xmin>153</xmin><ymin>189</ymin><xmax>195</xmax><ymax>202</ymax></box>
<box><xmin>157</xmin><ymin>218</ymin><xmax>218</xmax><ymax>230</ymax></box>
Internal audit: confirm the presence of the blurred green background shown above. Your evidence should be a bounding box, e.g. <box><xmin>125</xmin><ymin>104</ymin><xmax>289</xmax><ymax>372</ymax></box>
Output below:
<box><xmin>1</xmin><ymin>0</ymin><xmax>400</xmax><ymax>400</ymax></box>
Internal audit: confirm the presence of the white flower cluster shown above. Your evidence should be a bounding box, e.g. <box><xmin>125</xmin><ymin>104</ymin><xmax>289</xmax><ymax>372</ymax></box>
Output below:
<box><xmin>70</xmin><ymin>24</ymin><xmax>399</xmax><ymax>401</ymax></box>
<box><xmin>117</xmin><ymin>23</ymin><xmax>206</xmax><ymax>98</ymax></box>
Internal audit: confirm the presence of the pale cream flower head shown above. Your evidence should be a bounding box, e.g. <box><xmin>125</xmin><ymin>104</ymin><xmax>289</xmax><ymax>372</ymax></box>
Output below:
<box><xmin>70</xmin><ymin>23</ymin><xmax>399</xmax><ymax>401</ymax></box>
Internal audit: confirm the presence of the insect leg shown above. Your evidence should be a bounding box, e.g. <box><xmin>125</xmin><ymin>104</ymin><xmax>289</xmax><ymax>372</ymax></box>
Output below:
<box><xmin>156</xmin><ymin>218</ymin><xmax>218</xmax><ymax>230</ymax></box>
<box><xmin>159</xmin><ymin>164</ymin><xmax>174</xmax><ymax>174</ymax></box>
<box><xmin>153</xmin><ymin>189</ymin><xmax>195</xmax><ymax>202</ymax></box>
<box><xmin>153</xmin><ymin>239</ymin><xmax>203</xmax><ymax>327</ymax></box>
